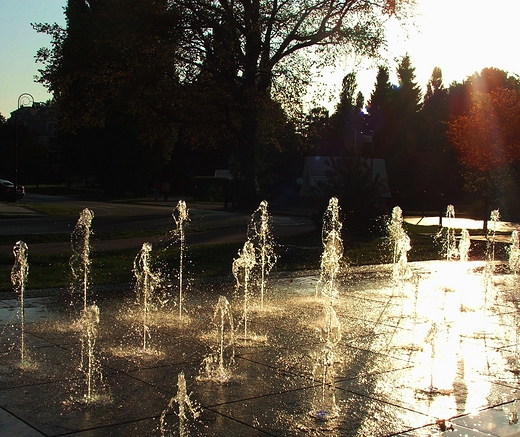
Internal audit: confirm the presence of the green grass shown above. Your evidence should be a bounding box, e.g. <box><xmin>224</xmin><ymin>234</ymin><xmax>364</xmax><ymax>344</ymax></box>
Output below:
<box><xmin>0</xmin><ymin>221</ymin><xmax>448</xmax><ymax>293</ymax></box>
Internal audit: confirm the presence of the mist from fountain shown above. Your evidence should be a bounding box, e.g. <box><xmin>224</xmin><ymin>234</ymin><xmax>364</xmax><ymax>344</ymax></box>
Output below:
<box><xmin>70</xmin><ymin>208</ymin><xmax>94</xmax><ymax>312</ymax></box>
<box><xmin>11</xmin><ymin>240</ymin><xmax>29</xmax><ymax>366</ymax></box>
<box><xmin>160</xmin><ymin>371</ymin><xmax>201</xmax><ymax>437</ymax></box>
<box><xmin>247</xmin><ymin>200</ymin><xmax>277</xmax><ymax>309</ymax></box>
<box><xmin>173</xmin><ymin>200</ymin><xmax>189</xmax><ymax>319</ymax></box>
<box><xmin>133</xmin><ymin>242</ymin><xmax>159</xmax><ymax>352</ymax></box>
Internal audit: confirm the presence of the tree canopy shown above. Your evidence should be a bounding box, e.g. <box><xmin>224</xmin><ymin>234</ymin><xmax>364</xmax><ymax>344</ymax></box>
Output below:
<box><xmin>34</xmin><ymin>0</ymin><xmax>415</xmax><ymax>203</ymax></box>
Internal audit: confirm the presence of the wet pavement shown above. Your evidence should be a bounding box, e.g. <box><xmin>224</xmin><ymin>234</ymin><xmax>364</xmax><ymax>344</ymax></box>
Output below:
<box><xmin>2</xmin><ymin>261</ymin><xmax>520</xmax><ymax>436</ymax></box>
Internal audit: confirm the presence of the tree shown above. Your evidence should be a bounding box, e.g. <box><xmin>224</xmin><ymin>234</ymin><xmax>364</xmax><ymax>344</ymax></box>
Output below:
<box><xmin>34</xmin><ymin>0</ymin><xmax>181</xmax><ymax>195</ymax></box>
<box><xmin>329</xmin><ymin>72</ymin><xmax>365</xmax><ymax>153</ymax></box>
<box><xmin>448</xmin><ymin>84</ymin><xmax>520</xmax><ymax>220</ymax></box>
<box><xmin>35</xmin><ymin>0</ymin><xmax>415</xmax><ymax>204</ymax></box>
<box><xmin>366</xmin><ymin>55</ymin><xmax>422</xmax><ymax>206</ymax></box>
<box><xmin>175</xmin><ymin>0</ymin><xmax>415</xmax><ymax>206</ymax></box>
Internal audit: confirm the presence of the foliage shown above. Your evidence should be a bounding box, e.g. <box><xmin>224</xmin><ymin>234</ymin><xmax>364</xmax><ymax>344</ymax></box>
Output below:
<box><xmin>448</xmin><ymin>83</ymin><xmax>520</xmax><ymax>219</ymax></box>
<box><xmin>33</xmin><ymin>0</ymin><xmax>415</xmax><ymax>203</ymax></box>
<box><xmin>316</xmin><ymin>156</ymin><xmax>388</xmax><ymax>238</ymax></box>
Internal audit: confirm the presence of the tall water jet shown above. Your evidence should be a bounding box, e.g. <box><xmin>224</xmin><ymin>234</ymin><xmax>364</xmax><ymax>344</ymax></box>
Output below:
<box><xmin>247</xmin><ymin>200</ymin><xmax>277</xmax><ymax>308</ymax></box>
<box><xmin>133</xmin><ymin>242</ymin><xmax>159</xmax><ymax>352</ymax></box>
<box><xmin>70</xmin><ymin>208</ymin><xmax>94</xmax><ymax>311</ymax></box>
<box><xmin>160</xmin><ymin>371</ymin><xmax>201</xmax><ymax>437</ymax></box>
<box><xmin>436</xmin><ymin>205</ymin><xmax>458</xmax><ymax>260</ymax></box>
<box><xmin>316</xmin><ymin>197</ymin><xmax>343</xmax><ymax>302</ymax></box>
<box><xmin>232</xmin><ymin>240</ymin><xmax>256</xmax><ymax>340</ymax></box>
<box><xmin>387</xmin><ymin>206</ymin><xmax>412</xmax><ymax>281</ymax></box>
<box><xmin>173</xmin><ymin>200</ymin><xmax>189</xmax><ymax>319</ymax></box>
<box><xmin>199</xmin><ymin>295</ymin><xmax>235</xmax><ymax>382</ymax></box>
<box><xmin>78</xmin><ymin>304</ymin><xmax>101</xmax><ymax>403</ymax></box>
<box><xmin>11</xmin><ymin>241</ymin><xmax>29</xmax><ymax>366</ymax></box>
<box><xmin>509</xmin><ymin>230</ymin><xmax>520</xmax><ymax>274</ymax></box>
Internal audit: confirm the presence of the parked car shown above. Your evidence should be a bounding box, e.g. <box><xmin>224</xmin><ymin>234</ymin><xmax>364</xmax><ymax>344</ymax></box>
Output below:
<box><xmin>0</xmin><ymin>179</ymin><xmax>25</xmax><ymax>201</ymax></box>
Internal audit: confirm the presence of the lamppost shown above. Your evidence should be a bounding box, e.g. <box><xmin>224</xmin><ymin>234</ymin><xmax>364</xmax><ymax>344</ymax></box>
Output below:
<box><xmin>15</xmin><ymin>93</ymin><xmax>35</xmax><ymax>196</ymax></box>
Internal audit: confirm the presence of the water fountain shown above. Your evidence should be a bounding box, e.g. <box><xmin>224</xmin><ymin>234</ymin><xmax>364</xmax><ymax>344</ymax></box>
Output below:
<box><xmin>509</xmin><ymin>230</ymin><xmax>520</xmax><ymax>274</ymax></box>
<box><xmin>459</xmin><ymin>228</ymin><xmax>471</xmax><ymax>262</ymax></box>
<box><xmin>173</xmin><ymin>200</ymin><xmax>189</xmax><ymax>319</ymax></box>
<box><xmin>11</xmin><ymin>240</ymin><xmax>29</xmax><ymax>366</ymax></box>
<box><xmin>232</xmin><ymin>240</ymin><xmax>256</xmax><ymax>341</ymax></box>
<box><xmin>4</xmin><ymin>198</ymin><xmax>520</xmax><ymax>436</ymax></box>
<box><xmin>160</xmin><ymin>371</ymin><xmax>201</xmax><ymax>437</ymax></box>
<box><xmin>77</xmin><ymin>304</ymin><xmax>102</xmax><ymax>403</ymax></box>
<box><xmin>437</xmin><ymin>204</ymin><xmax>458</xmax><ymax>260</ymax></box>
<box><xmin>388</xmin><ymin>206</ymin><xmax>412</xmax><ymax>281</ymax></box>
<box><xmin>133</xmin><ymin>242</ymin><xmax>159</xmax><ymax>352</ymax></box>
<box><xmin>70</xmin><ymin>208</ymin><xmax>94</xmax><ymax>311</ymax></box>
<box><xmin>198</xmin><ymin>295</ymin><xmax>235</xmax><ymax>383</ymax></box>
<box><xmin>316</xmin><ymin>197</ymin><xmax>343</xmax><ymax>301</ymax></box>
<box><xmin>246</xmin><ymin>200</ymin><xmax>277</xmax><ymax>308</ymax></box>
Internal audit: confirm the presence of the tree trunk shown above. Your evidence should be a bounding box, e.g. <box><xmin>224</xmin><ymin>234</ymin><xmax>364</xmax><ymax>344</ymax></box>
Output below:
<box><xmin>238</xmin><ymin>108</ymin><xmax>258</xmax><ymax>209</ymax></box>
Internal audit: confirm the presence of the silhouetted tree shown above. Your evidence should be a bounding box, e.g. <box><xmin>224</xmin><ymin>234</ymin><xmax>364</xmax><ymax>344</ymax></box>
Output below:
<box><xmin>35</xmin><ymin>0</ymin><xmax>415</xmax><ymax>204</ymax></box>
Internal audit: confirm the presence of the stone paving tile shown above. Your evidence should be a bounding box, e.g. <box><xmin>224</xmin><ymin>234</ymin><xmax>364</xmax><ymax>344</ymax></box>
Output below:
<box><xmin>2</xmin><ymin>264</ymin><xmax>520</xmax><ymax>436</ymax></box>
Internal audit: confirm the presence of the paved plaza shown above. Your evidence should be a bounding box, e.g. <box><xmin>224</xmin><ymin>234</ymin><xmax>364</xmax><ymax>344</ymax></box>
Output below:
<box><xmin>2</xmin><ymin>261</ymin><xmax>520</xmax><ymax>436</ymax></box>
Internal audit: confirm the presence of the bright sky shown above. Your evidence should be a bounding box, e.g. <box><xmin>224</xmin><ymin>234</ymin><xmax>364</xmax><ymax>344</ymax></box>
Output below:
<box><xmin>0</xmin><ymin>0</ymin><xmax>518</xmax><ymax>118</ymax></box>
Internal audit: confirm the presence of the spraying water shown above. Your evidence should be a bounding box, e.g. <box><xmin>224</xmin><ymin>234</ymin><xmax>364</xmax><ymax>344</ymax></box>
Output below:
<box><xmin>423</xmin><ymin>322</ymin><xmax>440</xmax><ymax>394</ymax></box>
<box><xmin>436</xmin><ymin>205</ymin><xmax>458</xmax><ymax>260</ymax></box>
<box><xmin>458</xmin><ymin>228</ymin><xmax>471</xmax><ymax>262</ymax></box>
<box><xmin>312</xmin><ymin>198</ymin><xmax>343</xmax><ymax>421</ymax></box>
<box><xmin>509</xmin><ymin>230</ymin><xmax>520</xmax><ymax>274</ymax></box>
<box><xmin>70</xmin><ymin>208</ymin><xmax>94</xmax><ymax>311</ymax></box>
<box><xmin>247</xmin><ymin>200</ymin><xmax>277</xmax><ymax>308</ymax></box>
<box><xmin>78</xmin><ymin>304</ymin><xmax>101</xmax><ymax>403</ymax></box>
<box><xmin>199</xmin><ymin>295</ymin><xmax>235</xmax><ymax>382</ymax></box>
<box><xmin>173</xmin><ymin>200</ymin><xmax>189</xmax><ymax>319</ymax></box>
<box><xmin>133</xmin><ymin>242</ymin><xmax>159</xmax><ymax>352</ymax></box>
<box><xmin>232</xmin><ymin>240</ymin><xmax>256</xmax><ymax>340</ymax></box>
<box><xmin>486</xmin><ymin>209</ymin><xmax>500</xmax><ymax>275</ymax></box>
<box><xmin>11</xmin><ymin>241</ymin><xmax>29</xmax><ymax>365</ymax></box>
<box><xmin>160</xmin><ymin>371</ymin><xmax>201</xmax><ymax>437</ymax></box>
<box><xmin>316</xmin><ymin>197</ymin><xmax>343</xmax><ymax>301</ymax></box>
<box><xmin>388</xmin><ymin>206</ymin><xmax>412</xmax><ymax>281</ymax></box>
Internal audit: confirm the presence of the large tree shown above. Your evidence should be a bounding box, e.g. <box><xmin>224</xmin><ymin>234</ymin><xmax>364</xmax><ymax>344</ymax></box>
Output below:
<box><xmin>34</xmin><ymin>0</ymin><xmax>181</xmax><ymax>194</ymax></box>
<box><xmin>174</xmin><ymin>0</ymin><xmax>414</xmax><ymax>206</ymax></box>
<box><xmin>35</xmin><ymin>0</ymin><xmax>415</xmax><ymax>204</ymax></box>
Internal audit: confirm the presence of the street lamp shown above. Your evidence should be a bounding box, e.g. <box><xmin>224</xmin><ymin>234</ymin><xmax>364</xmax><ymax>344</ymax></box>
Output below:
<box><xmin>15</xmin><ymin>93</ymin><xmax>35</xmax><ymax>196</ymax></box>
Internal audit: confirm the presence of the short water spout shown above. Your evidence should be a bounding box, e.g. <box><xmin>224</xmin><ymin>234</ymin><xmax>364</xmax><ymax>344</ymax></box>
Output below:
<box><xmin>160</xmin><ymin>371</ymin><xmax>201</xmax><ymax>437</ymax></box>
